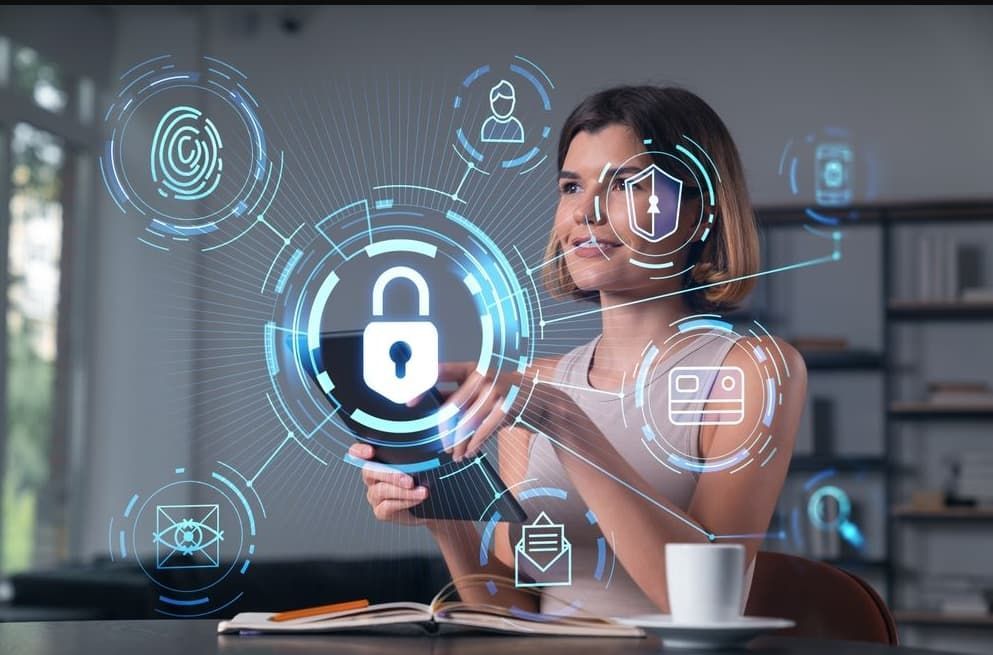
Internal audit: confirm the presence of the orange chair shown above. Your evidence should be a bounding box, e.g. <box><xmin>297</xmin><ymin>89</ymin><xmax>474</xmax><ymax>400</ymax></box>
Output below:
<box><xmin>744</xmin><ymin>551</ymin><xmax>898</xmax><ymax>645</ymax></box>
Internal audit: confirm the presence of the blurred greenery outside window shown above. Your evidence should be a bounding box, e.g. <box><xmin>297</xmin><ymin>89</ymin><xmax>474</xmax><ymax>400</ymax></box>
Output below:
<box><xmin>2</xmin><ymin>39</ymin><xmax>69</xmax><ymax>574</ymax></box>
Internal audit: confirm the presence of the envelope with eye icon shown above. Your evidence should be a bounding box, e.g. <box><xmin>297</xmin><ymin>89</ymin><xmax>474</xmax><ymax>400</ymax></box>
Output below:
<box><xmin>514</xmin><ymin>511</ymin><xmax>572</xmax><ymax>588</ymax></box>
<box><xmin>154</xmin><ymin>504</ymin><xmax>223</xmax><ymax>570</ymax></box>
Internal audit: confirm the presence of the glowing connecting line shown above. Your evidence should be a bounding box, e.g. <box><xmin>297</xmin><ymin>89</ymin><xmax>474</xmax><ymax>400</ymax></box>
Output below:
<box><xmin>537</xmin><ymin>134</ymin><xmax>844</xmax><ymax>327</ymax></box>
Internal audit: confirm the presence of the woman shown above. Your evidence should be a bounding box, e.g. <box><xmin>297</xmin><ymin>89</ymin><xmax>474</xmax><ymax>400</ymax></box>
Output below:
<box><xmin>350</xmin><ymin>85</ymin><xmax>807</xmax><ymax>617</ymax></box>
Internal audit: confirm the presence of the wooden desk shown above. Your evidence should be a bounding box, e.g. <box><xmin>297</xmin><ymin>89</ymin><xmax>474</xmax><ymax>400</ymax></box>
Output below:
<box><xmin>0</xmin><ymin>619</ymin><xmax>958</xmax><ymax>654</ymax></box>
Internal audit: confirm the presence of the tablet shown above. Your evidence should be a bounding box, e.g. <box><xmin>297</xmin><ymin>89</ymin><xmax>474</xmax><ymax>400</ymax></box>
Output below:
<box><xmin>302</xmin><ymin>330</ymin><xmax>527</xmax><ymax>523</ymax></box>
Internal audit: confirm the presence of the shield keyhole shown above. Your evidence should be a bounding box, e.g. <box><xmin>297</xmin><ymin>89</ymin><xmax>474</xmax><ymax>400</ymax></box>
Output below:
<box><xmin>389</xmin><ymin>341</ymin><xmax>412</xmax><ymax>379</ymax></box>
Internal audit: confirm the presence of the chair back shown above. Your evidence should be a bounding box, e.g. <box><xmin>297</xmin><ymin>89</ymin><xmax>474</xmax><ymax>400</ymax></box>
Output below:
<box><xmin>745</xmin><ymin>551</ymin><xmax>898</xmax><ymax>645</ymax></box>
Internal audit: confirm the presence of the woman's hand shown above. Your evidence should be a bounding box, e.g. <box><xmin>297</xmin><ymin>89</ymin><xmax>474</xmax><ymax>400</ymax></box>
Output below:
<box><xmin>349</xmin><ymin>442</ymin><xmax>429</xmax><ymax>526</ymax></box>
<box><xmin>434</xmin><ymin>361</ymin><xmax>543</xmax><ymax>463</ymax></box>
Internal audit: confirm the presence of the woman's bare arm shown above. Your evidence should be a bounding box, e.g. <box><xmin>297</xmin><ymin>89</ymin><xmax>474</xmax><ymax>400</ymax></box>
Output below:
<box><xmin>426</xmin><ymin>424</ymin><xmax>538</xmax><ymax>611</ymax></box>
<box><xmin>428</xmin><ymin>356</ymin><xmax>560</xmax><ymax>610</ymax></box>
<box><xmin>524</xmin><ymin>337</ymin><xmax>806</xmax><ymax>612</ymax></box>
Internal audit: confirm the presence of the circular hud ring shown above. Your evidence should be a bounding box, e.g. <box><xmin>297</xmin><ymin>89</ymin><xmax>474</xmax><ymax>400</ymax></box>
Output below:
<box><xmin>634</xmin><ymin>315</ymin><xmax>793</xmax><ymax>475</ymax></box>
<box><xmin>477</xmin><ymin>483</ymin><xmax>616</xmax><ymax>619</ymax></box>
<box><xmin>452</xmin><ymin>55</ymin><xmax>555</xmax><ymax>175</ymax></box>
<box><xmin>596</xmin><ymin>136</ymin><xmax>720</xmax><ymax>277</ymax></box>
<box><xmin>106</xmin><ymin>464</ymin><xmax>263</xmax><ymax>617</ymax></box>
<box><xmin>100</xmin><ymin>54</ymin><xmax>282</xmax><ymax>251</ymax></box>
<box><xmin>264</xmin><ymin>190</ymin><xmax>535</xmax><ymax>472</ymax></box>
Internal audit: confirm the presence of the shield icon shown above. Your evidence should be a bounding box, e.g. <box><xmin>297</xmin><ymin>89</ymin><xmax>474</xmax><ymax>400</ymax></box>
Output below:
<box><xmin>625</xmin><ymin>164</ymin><xmax>683</xmax><ymax>243</ymax></box>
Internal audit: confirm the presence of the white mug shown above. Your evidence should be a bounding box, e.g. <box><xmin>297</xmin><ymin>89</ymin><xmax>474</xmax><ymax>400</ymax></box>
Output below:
<box><xmin>665</xmin><ymin>543</ymin><xmax>745</xmax><ymax>624</ymax></box>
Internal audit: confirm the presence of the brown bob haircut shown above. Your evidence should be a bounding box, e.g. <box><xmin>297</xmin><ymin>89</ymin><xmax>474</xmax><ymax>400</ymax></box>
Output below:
<box><xmin>543</xmin><ymin>85</ymin><xmax>759</xmax><ymax>312</ymax></box>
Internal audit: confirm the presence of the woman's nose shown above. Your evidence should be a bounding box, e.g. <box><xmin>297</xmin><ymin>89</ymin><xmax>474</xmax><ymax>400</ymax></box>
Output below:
<box><xmin>571</xmin><ymin>192</ymin><xmax>598</xmax><ymax>224</ymax></box>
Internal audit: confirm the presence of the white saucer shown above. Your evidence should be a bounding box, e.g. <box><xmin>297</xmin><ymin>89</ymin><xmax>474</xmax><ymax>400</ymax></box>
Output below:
<box><xmin>615</xmin><ymin>614</ymin><xmax>795</xmax><ymax>649</ymax></box>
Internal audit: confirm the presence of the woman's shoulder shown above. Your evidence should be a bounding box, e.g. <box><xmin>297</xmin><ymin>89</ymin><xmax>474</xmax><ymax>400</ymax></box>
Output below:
<box><xmin>528</xmin><ymin>337</ymin><xmax>599</xmax><ymax>381</ymax></box>
<box><xmin>532</xmin><ymin>355</ymin><xmax>563</xmax><ymax>379</ymax></box>
<box><xmin>721</xmin><ymin>334</ymin><xmax>808</xmax><ymax>395</ymax></box>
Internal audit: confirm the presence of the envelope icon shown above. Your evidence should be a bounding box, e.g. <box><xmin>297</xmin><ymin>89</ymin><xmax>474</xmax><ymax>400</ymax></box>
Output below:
<box><xmin>515</xmin><ymin>511</ymin><xmax>572</xmax><ymax>588</ymax></box>
<box><xmin>154</xmin><ymin>504</ymin><xmax>223</xmax><ymax>570</ymax></box>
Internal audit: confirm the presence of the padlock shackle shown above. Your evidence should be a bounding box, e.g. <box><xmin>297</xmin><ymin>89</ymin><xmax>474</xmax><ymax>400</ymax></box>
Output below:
<box><xmin>372</xmin><ymin>266</ymin><xmax>430</xmax><ymax>317</ymax></box>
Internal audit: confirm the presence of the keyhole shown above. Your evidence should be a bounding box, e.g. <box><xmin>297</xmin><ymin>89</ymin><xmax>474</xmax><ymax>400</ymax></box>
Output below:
<box><xmin>389</xmin><ymin>341</ymin><xmax>412</xmax><ymax>379</ymax></box>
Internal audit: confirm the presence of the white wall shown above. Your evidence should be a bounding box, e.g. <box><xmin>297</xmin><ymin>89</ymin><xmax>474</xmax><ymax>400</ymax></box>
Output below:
<box><xmin>74</xmin><ymin>7</ymin><xmax>202</xmax><ymax>559</ymax></box>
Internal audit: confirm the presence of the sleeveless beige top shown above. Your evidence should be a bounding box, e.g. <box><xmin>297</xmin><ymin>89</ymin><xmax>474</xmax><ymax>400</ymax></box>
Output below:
<box><xmin>519</xmin><ymin>333</ymin><xmax>754</xmax><ymax>618</ymax></box>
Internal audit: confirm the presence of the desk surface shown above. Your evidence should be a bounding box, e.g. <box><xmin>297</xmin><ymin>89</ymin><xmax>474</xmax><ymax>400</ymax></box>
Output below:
<box><xmin>0</xmin><ymin>619</ymin><xmax>956</xmax><ymax>654</ymax></box>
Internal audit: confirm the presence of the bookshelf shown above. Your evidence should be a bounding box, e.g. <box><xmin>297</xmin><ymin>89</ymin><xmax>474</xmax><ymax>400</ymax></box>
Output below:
<box><xmin>888</xmin><ymin>403</ymin><xmax>993</xmax><ymax>419</ymax></box>
<box><xmin>892</xmin><ymin>506</ymin><xmax>993</xmax><ymax>521</ymax></box>
<box><xmin>799</xmin><ymin>349</ymin><xmax>884</xmax><ymax>371</ymax></box>
<box><xmin>755</xmin><ymin>200</ymin><xmax>993</xmax><ymax>633</ymax></box>
<box><xmin>893</xmin><ymin>611</ymin><xmax>993</xmax><ymax>627</ymax></box>
<box><xmin>888</xmin><ymin>301</ymin><xmax>993</xmax><ymax>320</ymax></box>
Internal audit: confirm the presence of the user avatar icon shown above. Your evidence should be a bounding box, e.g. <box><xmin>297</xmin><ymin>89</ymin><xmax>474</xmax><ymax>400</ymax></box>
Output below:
<box><xmin>480</xmin><ymin>80</ymin><xmax>525</xmax><ymax>144</ymax></box>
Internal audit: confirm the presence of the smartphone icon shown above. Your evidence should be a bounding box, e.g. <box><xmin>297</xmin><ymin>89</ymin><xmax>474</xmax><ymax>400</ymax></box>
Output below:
<box><xmin>814</xmin><ymin>143</ymin><xmax>853</xmax><ymax>206</ymax></box>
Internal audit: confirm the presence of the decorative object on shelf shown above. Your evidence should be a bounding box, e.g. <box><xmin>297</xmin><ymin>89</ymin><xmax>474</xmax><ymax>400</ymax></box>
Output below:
<box><xmin>941</xmin><ymin>456</ymin><xmax>975</xmax><ymax>508</ymax></box>
<box><xmin>909</xmin><ymin>490</ymin><xmax>945</xmax><ymax>512</ymax></box>
<box><xmin>956</xmin><ymin>451</ymin><xmax>993</xmax><ymax>506</ymax></box>
<box><xmin>956</xmin><ymin>244</ymin><xmax>984</xmax><ymax>297</ymax></box>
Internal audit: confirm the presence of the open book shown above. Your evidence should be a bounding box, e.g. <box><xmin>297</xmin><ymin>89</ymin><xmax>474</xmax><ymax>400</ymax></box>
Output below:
<box><xmin>218</xmin><ymin>575</ymin><xmax>644</xmax><ymax>638</ymax></box>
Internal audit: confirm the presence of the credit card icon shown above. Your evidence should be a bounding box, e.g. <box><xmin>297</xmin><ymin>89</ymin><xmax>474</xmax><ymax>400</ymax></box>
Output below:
<box><xmin>668</xmin><ymin>366</ymin><xmax>745</xmax><ymax>426</ymax></box>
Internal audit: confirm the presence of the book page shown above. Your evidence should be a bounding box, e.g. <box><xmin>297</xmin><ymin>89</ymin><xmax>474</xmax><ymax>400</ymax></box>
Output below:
<box><xmin>217</xmin><ymin>603</ymin><xmax>433</xmax><ymax>634</ymax></box>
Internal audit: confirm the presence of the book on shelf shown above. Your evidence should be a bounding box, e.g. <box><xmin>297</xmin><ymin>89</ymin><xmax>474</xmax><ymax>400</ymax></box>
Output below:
<box><xmin>957</xmin><ymin>451</ymin><xmax>993</xmax><ymax>504</ymax></box>
<box><xmin>217</xmin><ymin>575</ymin><xmax>645</xmax><ymax>638</ymax></box>
<box><xmin>961</xmin><ymin>287</ymin><xmax>993</xmax><ymax>303</ymax></box>
<box><xmin>926</xmin><ymin>381</ymin><xmax>993</xmax><ymax>406</ymax></box>
<box><xmin>941</xmin><ymin>595</ymin><xmax>989</xmax><ymax>616</ymax></box>
<box><xmin>915</xmin><ymin>236</ymin><xmax>986</xmax><ymax>301</ymax></box>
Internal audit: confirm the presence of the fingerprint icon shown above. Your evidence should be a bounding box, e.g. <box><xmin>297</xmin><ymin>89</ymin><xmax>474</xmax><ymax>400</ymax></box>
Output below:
<box><xmin>150</xmin><ymin>106</ymin><xmax>223</xmax><ymax>201</ymax></box>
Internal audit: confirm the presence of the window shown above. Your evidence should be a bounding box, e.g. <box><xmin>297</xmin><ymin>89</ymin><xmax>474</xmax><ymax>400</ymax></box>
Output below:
<box><xmin>2</xmin><ymin>122</ymin><xmax>65</xmax><ymax>573</ymax></box>
<box><xmin>0</xmin><ymin>35</ymin><xmax>94</xmax><ymax>576</ymax></box>
<box><xmin>11</xmin><ymin>43</ymin><xmax>69</xmax><ymax>114</ymax></box>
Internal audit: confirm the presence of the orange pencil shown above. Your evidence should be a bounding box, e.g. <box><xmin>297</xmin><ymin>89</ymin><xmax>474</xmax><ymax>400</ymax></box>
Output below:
<box><xmin>270</xmin><ymin>599</ymin><xmax>370</xmax><ymax>622</ymax></box>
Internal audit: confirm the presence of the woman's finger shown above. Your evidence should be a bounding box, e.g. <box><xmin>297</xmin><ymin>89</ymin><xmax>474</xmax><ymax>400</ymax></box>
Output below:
<box><xmin>451</xmin><ymin>389</ymin><xmax>495</xmax><ymax>461</ymax></box>
<box><xmin>442</xmin><ymin>371</ymin><xmax>486</xmax><ymax>416</ymax></box>
<box><xmin>368</xmin><ymin>482</ymin><xmax>428</xmax><ymax>505</ymax></box>
<box><xmin>374</xmin><ymin>497</ymin><xmax>428</xmax><ymax>522</ymax></box>
<box><xmin>465</xmin><ymin>398</ymin><xmax>507</xmax><ymax>459</ymax></box>
<box><xmin>348</xmin><ymin>442</ymin><xmax>375</xmax><ymax>460</ymax></box>
<box><xmin>361</xmin><ymin>464</ymin><xmax>415</xmax><ymax>489</ymax></box>
<box><xmin>441</xmin><ymin>373</ymin><xmax>485</xmax><ymax>456</ymax></box>
<box><xmin>437</xmin><ymin>361</ymin><xmax>474</xmax><ymax>384</ymax></box>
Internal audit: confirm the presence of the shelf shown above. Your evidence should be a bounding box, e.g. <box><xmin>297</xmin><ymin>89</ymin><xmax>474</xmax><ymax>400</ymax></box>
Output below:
<box><xmin>756</xmin><ymin>200</ymin><xmax>993</xmax><ymax>227</ymax></box>
<box><xmin>756</xmin><ymin>206</ymin><xmax>882</xmax><ymax>226</ymax></box>
<box><xmin>889</xmin><ymin>402</ymin><xmax>993</xmax><ymax>419</ymax></box>
<box><xmin>884</xmin><ymin>201</ymin><xmax>993</xmax><ymax>224</ymax></box>
<box><xmin>894</xmin><ymin>611</ymin><xmax>993</xmax><ymax>627</ymax></box>
<box><xmin>888</xmin><ymin>300</ymin><xmax>993</xmax><ymax>320</ymax></box>
<box><xmin>892</xmin><ymin>506</ymin><xmax>993</xmax><ymax>520</ymax></box>
<box><xmin>799</xmin><ymin>349</ymin><xmax>884</xmax><ymax>371</ymax></box>
<box><xmin>789</xmin><ymin>456</ymin><xmax>887</xmax><ymax>472</ymax></box>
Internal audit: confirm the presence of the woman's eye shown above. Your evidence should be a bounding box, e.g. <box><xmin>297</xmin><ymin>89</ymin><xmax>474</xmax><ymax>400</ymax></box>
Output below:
<box><xmin>559</xmin><ymin>182</ymin><xmax>579</xmax><ymax>194</ymax></box>
<box><xmin>611</xmin><ymin>178</ymin><xmax>633</xmax><ymax>191</ymax></box>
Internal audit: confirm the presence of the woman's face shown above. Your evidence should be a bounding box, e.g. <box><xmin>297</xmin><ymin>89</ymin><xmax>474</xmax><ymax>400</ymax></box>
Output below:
<box><xmin>554</xmin><ymin>124</ymin><xmax>699</xmax><ymax>297</ymax></box>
